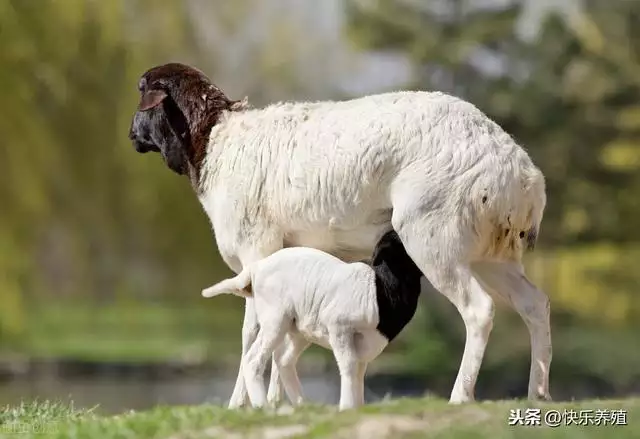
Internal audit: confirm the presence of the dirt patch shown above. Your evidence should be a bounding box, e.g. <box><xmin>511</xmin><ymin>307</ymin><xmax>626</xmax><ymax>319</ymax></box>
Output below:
<box><xmin>337</xmin><ymin>415</ymin><xmax>430</xmax><ymax>439</ymax></box>
<box><xmin>167</xmin><ymin>406</ymin><xmax>491</xmax><ymax>439</ymax></box>
<box><xmin>335</xmin><ymin>406</ymin><xmax>492</xmax><ymax>439</ymax></box>
<box><xmin>168</xmin><ymin>424</ymin><xmax>309</xmax><ymax>439</ymax></box>
<box><xmin>260</xmin><ymin>424</ymin><xmax>310</xmax><ymax>439</ymax></box>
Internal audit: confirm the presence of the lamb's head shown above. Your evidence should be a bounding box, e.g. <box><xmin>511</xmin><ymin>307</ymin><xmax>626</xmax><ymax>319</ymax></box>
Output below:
<box><xmin>128</xmin><ymin>62</ymin><xmax>246</xmax><ymax>179</ymax></box>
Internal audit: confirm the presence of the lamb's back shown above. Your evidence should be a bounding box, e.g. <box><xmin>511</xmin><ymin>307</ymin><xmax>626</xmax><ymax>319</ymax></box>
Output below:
<box><xmin>252</xmin><ymin>248</ymin><xmax>377</xmax><ymax>328</ymax></box>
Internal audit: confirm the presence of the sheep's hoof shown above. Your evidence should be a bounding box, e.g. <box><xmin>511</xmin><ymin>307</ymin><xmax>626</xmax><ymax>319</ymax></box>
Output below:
<box><xmin>530</xmin><ymin>393</ymin><xmax>553</xmax><ymax>402</ymax></box>
<box><xmin>448</xmin><ymin>396</ymin><xmax>475</xmax><ymax>405</ymax></box>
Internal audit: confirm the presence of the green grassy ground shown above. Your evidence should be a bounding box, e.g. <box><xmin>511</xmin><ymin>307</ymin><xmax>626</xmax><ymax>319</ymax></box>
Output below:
<box><xmin>1</xmin><ymin>398</ymin><xmax>637</xmax><ymax>439</ymax></box>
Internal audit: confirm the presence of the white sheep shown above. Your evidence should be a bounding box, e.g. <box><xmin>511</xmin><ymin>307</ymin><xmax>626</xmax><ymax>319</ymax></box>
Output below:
<box><xmin>129</xmin><ymin>63</ymin><xmax>552</xmax><ymax>409</ymax></box>
<box><xmin>201</xmin><ymin>230</ymin><xmax>423</xmax><ymax>410</ymax></box>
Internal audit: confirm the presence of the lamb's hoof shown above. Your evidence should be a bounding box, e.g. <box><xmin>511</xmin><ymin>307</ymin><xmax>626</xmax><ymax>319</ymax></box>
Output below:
<box><xmin>276</xmin><ymin>405</ymin><xmax>296</xmax><ymax>416</ymax></box>
<box><xmin>227</xmin><ymin>400</ymin><xmax>247</xmax><ymax>410</ymax></box>
<box><xmin>267</xmin><ymin>391</ymin><xmax>284</xmax><ymax>405</ymax></box>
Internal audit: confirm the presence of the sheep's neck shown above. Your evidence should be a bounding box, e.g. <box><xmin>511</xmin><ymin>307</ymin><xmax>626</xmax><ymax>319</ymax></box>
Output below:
<box><xmin>373</xmin><ymin>261</ymin><xmax>422</xmax><ymax>342</ymax></box>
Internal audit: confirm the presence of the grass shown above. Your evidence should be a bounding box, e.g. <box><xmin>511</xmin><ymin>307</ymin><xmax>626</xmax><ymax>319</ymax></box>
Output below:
<box><xmin>1</xmin><ymin>397</ymin><xmax>637</xmax><ymax>439</ymax></box>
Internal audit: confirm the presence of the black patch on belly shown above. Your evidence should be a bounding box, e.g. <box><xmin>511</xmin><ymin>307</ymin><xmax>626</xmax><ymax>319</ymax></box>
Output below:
<box><xmin>371</xmin><ymin>231</ymin><xmax>423</xmax><ymax>342</ymax></box>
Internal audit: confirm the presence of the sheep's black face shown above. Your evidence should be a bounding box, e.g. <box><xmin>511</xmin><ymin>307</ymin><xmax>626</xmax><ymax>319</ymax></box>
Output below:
<box><xmin>129</xmin><ymin>75</ymin><xmax>189</xmax><ymax>175</ymax></box>
<box><xmin>128</xmin><ymin>63</ymin><xmax>244</xmax><ymax>183</ymax></box>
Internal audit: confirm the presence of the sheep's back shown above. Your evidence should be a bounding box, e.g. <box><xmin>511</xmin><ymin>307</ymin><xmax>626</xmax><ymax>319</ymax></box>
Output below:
<box><xmin>204</xmin><ymin>91</ymin><xmax>463</xmax><ymax>220</ymax></box>
<box><xmin>200</xmin><ymin>90</ymin><xmax>541</xmax><ymax>261</ymax></box>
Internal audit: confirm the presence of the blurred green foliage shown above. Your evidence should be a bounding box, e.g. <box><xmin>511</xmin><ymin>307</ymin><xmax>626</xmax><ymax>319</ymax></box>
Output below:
<box><xmin>0</xmin><ymin>0</ymin><xmax>233</xmax><ymax>343</ymax></box>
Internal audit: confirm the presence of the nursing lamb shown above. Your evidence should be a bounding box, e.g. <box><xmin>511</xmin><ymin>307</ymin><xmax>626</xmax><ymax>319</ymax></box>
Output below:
<box><xmin>201</xmin><ymin>230</ymin><xmax>423</xmax><ymax>410</ymax></box>
<box><xmin>127</xmin><ymin>62</ymin><xmax>552</xmax><ymax>408</ymax></box>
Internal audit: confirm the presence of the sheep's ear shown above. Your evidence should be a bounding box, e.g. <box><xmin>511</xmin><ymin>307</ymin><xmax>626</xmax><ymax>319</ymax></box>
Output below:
<box><xmin>138</xmin><ymin>89</ymin><xmax>168</xmax><ymax>111</ymax></box>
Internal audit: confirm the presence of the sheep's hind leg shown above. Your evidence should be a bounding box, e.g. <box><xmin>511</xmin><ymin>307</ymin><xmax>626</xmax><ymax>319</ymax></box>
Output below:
<box><xmin>392</xmin><ymin>209</ymin><xmax>495</xmax><ymax>404</ymax></box>
<box><xmin>356</xmin><ymin>361</ymin><xmax>367</xmax><ymax>406</ymax></box>
<box><xmin>472</xmin><ymin>261</ymin><xmax>552</xmax><ymax>401</ymax></box>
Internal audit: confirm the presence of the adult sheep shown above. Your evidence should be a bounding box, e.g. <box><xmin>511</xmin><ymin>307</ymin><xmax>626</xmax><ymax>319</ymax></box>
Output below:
<box><xmin>128</xmin><ymin>62</ymin><xmax>552</xmax><ymax>408</ymax></box>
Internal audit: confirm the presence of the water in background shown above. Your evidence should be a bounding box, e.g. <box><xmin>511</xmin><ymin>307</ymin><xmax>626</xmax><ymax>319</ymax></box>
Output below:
<box><xmin>0</xmin><ymin>372</ymin><xmax>425</xmax><ymax>415</ymax></box>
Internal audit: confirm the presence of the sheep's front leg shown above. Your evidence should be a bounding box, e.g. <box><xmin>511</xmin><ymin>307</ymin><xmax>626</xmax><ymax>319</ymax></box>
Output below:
<box><xmin>230</xmin><ymin>305</ymin><xmax>286</xmax><ymax>409</ymax></box>
<box><xmin>330</xmin><ymin>329</ymin><xmax>361</xmax><ymax>411</ymax></box>
<box><xmin>228</xmin><ymin>298</ymin><xmax>259</xmax><ymax>409</ymax></box>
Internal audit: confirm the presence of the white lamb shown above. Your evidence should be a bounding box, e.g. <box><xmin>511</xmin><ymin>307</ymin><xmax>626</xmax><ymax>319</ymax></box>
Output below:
<box><xmin>201</xmin><ymin>230</ymin><xmax>423</xmax><ymax>410</ymax></box>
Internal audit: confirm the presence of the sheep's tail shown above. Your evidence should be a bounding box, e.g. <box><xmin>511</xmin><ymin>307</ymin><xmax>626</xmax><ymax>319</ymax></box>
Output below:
<box><xmin>520</xmin><ymin>166</ymin><xmax>546</xmax><ymax>251</ymax></box>
<box><xmin>479</xmin><ymin>160</ymin><xmax>546</xmax><ymax>261</ymax></box>
<box><xmin>202</xmin><ymin>267</ymin><xmax>253</xmax><ymax>299</ymax></box>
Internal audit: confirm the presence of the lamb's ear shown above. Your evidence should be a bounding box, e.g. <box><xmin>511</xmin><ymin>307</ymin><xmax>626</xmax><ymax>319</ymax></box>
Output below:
<box><xmin>138</xmin><ymin>89</ymin><xmax>168</xmax><ymax>111</ymax></box>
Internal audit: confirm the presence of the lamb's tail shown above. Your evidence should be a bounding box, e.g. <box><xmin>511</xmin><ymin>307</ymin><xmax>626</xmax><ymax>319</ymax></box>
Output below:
<box><xmin>201</xmin><ymin>267</ymin><xmax>253</xmax><ymax>299</ymax></box>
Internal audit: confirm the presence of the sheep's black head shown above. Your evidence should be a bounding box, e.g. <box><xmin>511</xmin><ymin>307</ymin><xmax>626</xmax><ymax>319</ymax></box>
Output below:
<box><xmin>128</xmin><ymin>63</ymin><xmax>245</xmax><ymax>182</ymax></box>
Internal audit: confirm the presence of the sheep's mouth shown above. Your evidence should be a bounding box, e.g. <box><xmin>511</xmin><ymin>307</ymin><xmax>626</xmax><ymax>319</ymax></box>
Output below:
<box><xmin>132</xmin><ymin>139</ymin><xmax>161</xmax><ymax>154</ymax></box>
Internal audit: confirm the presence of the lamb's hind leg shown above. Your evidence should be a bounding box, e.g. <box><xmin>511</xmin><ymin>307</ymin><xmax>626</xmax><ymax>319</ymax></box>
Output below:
<box><xmin>392</xmin><ymin>208</ymin><xmax>495</xmax><ymax>404</ymax></box>
<box><xmin>472</xmin><ymin>261</ymin><xmax>552</xmax><ymax>401</ymax></box>
<box><xmin>266</xmin><ymin>356</ymin><xmax>285</xmax><ymax>406</ymax></box>
<box><xmin>273</xmin><ymin>332</ymin><xmax>310</xmax><ymax>406</ymax></box>
<box><xmin>243</xmin><ymin>321</ymin><xmax>288</xmax><ymax>409</ymax></box>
